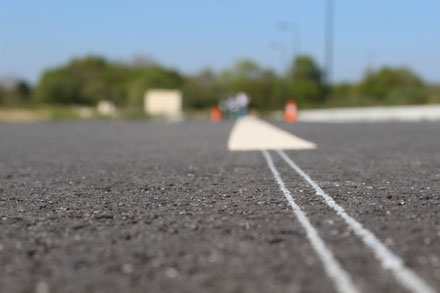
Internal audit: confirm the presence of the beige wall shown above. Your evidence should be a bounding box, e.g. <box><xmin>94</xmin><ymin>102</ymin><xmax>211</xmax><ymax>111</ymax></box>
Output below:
<box><xmin>144</xmin><ymin>89</ymin><xmax>182</xmax><ymax>117</ymax></box>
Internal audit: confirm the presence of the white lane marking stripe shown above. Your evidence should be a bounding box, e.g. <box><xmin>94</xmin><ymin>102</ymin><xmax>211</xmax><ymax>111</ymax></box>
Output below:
<box><xmin>228</xmin><ymin>117</ymin><xmax>317</xmax><ymax>151</ymax></box>
<box><xmin>262</xmin><ymin>150</ymin><xmax>360</xmax><ymax>293</ymax></box>
<box><xmin>276</xmin><ymin>149</ymin><xmax>436</xmax><ymax>293</ymax></box>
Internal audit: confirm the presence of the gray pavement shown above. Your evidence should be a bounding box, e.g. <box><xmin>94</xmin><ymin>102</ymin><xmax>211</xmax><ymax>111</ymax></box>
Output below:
<box><xmin>1</xmin><ymin>121</ymin><xmax>439</xmax><ymax>293</ymax></box>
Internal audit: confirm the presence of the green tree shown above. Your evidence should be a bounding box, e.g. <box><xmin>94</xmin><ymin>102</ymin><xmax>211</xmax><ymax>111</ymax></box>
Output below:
<box><xmin>218</xmin><ymin>59</ymin><xmax>282</xmax><ymax>111</ymax></box>
<box><xmin>14</xmin><ymin>81</ymin><xmax>32</xmax><ymax>102</ymax></box>
<box><xmin>288</xmin><ymin>56</ymin><xmax>325</xmax><ymax>108</ymax></box>
<box><xmin>0</xmin><ymin>84</ymin><xmax>6</xmax><ymax>105</ymax></box>
<box><xmin>34</xmin><ymin>56</ymin><xmax>110</xmax><ymax>105</ymax></box>
<box><xmin>358</xmin><ymin>67</ymin><xmax>425</xmax><ymax>104</ymax></box>
<box><xmin>33</xmin><ymin>56</ymin><xmax>183</xmax><ymax>106</ymax></box>
<box><xmin>34</xmin><ymin>68</ymin><xmax>81</xmax><ymax>104</ymax></box>
<box><xmin>0</xmin><ymin>80</ymin><xmax>32</xmax><ymax>105</ymax></box>
<box><xmin>182</xmin><ymin>70</ymin><xmax>220</xmax><ymax>109</ymax></box>
<box><xmin>126</xmin><ymin>66</ymin><xmax>183</xmax><ymax>106</ymax></box>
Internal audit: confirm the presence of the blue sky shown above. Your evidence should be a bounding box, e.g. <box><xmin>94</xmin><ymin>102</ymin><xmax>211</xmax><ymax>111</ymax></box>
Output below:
<box><xmin>1</xmin><ymin>0</ymin><xmax>439</xmax><ymax>84</ymax></box>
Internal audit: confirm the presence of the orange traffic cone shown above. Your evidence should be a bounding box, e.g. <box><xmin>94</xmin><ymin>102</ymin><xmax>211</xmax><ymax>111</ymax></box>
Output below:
<box><xmin>284</xmin><ymin>100</ymin><xmax>298</xmax><ymax>123</ymax></box>
<box><xmin>210</xmin><ymin>106</ymin><xmax>223</xmax><ymax>122</ymax></box>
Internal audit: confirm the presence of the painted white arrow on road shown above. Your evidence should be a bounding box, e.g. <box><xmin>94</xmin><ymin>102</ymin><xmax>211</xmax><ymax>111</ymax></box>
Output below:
<box><xmin>228</xmin><ymin>116</ymin><xmax>317</xmax><ymax>151</ymax></box>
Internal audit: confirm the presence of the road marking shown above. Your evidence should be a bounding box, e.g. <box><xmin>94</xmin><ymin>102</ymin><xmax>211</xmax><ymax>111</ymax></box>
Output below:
<box><xmin>276</xmin><ymin>149</ymin><xmax>437</xmax><ymax>293</ymax></box>
<box><xmin>262</xmin><ymin>150</ymin><xmax>360</xmax><ymax>293</ymax></box>
<box><xmin>228</xmin><ymin>117</ymin><xmax>316</xmax><ymax>151</ymax></box>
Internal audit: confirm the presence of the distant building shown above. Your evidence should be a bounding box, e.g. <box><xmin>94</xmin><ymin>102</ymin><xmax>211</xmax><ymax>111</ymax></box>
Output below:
<box><xmin>144</xmin><ymin>89</ymin><xmax>182</xmax><ymax>119</ymax></box>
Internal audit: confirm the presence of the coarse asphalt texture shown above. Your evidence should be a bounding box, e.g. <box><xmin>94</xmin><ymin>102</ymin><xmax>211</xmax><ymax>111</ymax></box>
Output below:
<box><xmin>0</xmin><ymin>120</ymin><xmax>439</xmax><ymax>293</ymax></box>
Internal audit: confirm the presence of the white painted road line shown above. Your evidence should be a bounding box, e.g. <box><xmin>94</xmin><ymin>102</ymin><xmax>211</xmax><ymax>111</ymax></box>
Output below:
<box><xmin>262</xmin><ymin>150</ymin><xmax>360</xmax><ymax>293</ymax></box>
<box><xmin>228</xmin><ymin>117</ymin><xmax>316</xmax><ymax>151</ymax></box>
<box><xmin>276</xmin><ymin>149</ymin><xmax>437</xmax><ymax>293</ymax></box>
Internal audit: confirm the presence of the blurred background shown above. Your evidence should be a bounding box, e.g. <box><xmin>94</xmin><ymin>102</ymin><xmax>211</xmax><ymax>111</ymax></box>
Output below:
<box><xmin>0</xmin><ymin>0</ymin><xmax>439</xmax><ymax>121</ymax></box>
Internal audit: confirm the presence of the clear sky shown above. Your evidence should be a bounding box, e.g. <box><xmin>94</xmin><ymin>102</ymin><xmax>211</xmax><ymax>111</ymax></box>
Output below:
<box><xmin>1</xmin><ymin>0</ymin><xmax>439</xmax><ymax>84</ymax></box>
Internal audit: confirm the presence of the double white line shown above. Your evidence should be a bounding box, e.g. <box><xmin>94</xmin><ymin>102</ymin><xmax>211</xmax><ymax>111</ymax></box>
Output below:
<box><xmin>262</xmin><ymin>150</ymin><xmax>436</xmax><ymax>293</ymax></box>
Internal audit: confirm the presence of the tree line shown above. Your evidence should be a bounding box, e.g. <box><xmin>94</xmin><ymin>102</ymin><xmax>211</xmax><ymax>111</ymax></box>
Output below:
<box><xmin>1</xmin><ymin>55</ymin><xmax>439</xmax><ymax>111</ymax></box>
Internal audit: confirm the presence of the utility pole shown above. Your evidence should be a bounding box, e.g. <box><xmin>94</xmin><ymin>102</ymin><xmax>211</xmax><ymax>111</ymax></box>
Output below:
<box><xmin>324</xmin><ymin>0</ymin><xmax>334</xmax><ymax>86</ymax></box>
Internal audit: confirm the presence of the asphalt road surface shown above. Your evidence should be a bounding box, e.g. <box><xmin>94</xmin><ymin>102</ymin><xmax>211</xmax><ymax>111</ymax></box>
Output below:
<box><xmin>1</xmin><ymin>120</ymin><xmax>439</xmax><ymax>293</ymax></box>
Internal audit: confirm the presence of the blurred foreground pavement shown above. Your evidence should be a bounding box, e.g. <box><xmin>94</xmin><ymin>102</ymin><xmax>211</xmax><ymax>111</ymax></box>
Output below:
<box><xmin>0</xmin><ymin>121</ymin><xmax>439</xmax><ymax>293</ymax></box>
